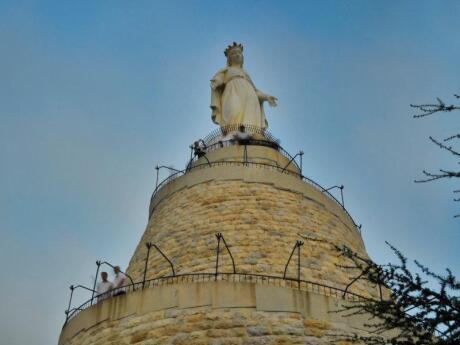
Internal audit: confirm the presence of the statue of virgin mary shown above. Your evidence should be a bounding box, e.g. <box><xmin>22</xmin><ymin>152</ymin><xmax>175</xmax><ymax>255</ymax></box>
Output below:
<box><xmin>210</xmin><ymin>42</ymin><xmax>277</xmax><ymax>130</ymax></box>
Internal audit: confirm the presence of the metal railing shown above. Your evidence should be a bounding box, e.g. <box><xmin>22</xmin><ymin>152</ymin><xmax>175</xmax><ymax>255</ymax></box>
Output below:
<box><xmin>186</xmin><ymin>137</ymin><xmax>301</xmax><ymax>171</ymax></box>
<box><xmin>64</xmin><ymin>271</ymin><xmax>366</xmax><ymax>325</ymax></box>
<box><xmin>150</xmin><ymin>159</ymin><xmax>359</xmax><ymax>229</ymax></box>
<box><xmin>64</xmin><ymin>233</ymin><xmax>372</xmax><ymax>326</ymax></box>
<box><xmin>149</xmin><ymin>126</ymin><xmax>359</xmax><ymax>228</ymax></box>
<box><xmin>202</xmin><ymin>124</ymin><xmax>280</xmax><ymax>145</ymax></box>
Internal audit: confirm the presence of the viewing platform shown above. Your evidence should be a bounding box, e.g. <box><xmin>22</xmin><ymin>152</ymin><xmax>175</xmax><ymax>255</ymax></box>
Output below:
<box><xmin>60</xmin><ymin>272</ymin><xmax>373</xmax><ymax>345</ymax></box>
<box><xmin>149</xmin><ymin>125</ymin><xmax>358</xmax><ymax>232</ymax></box>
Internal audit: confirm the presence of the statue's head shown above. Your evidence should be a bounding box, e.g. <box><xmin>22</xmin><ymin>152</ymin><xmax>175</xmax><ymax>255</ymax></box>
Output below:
<box><xmin>225</xmin><ymin>42</ymin><xmax>244</xmax><ymax>67</ymax></box>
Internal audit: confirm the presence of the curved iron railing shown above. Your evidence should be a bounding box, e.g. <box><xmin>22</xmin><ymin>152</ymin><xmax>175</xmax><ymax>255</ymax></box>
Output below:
<box><xmin>150</xmin><ymin>160</ymin><xmax>359</xmax><ymax>229</ymax></box>
<box><xmin>150</xmin><ymin>126</ymin><xmax>360</xmax><ymax>228</ymax></box>
<box><xmin>187</xmin><ymin>138</ymin><xmax>300</xmax><ymax>171</ymax></box>
<box><xmin>203</xmin><ymin>124</ymin><xmax>280</xmax><ymax>145</ymax></box>
<box><xmin>64</xmin><ymin>271</ymin><xmax>366</xmax><ymax>325</ymax></box>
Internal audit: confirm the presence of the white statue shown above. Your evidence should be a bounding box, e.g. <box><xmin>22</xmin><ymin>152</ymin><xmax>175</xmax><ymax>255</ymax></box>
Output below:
<box><xmin>210</xmin><ymin>42</ymin><xmax>277</xmax><ymax>129</ymax></box>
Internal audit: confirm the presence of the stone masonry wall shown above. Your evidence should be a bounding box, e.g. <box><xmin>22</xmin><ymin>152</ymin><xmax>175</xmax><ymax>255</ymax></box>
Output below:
<box><xmin>65</xmin><ymin>307</ymin><xmax>355</xmax><ymax>345</ymax></box>
<box><xmin>61</xmin><ymin>146</ymin><xmax>380</xmax><ymax>345</ymax></box>
<box><xmin>60</xmin><ymin>280</ymin><xmax>381</xmax><ymax>345</ymax></box>
<box><xmin>127</xmin><ymin>170</ymin><xmax>376</xmax><ymax>298</ymax></box>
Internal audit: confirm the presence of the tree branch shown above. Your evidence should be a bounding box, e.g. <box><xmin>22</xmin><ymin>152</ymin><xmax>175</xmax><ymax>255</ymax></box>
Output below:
<box><xmin>429</xmin><ymin>136</ymin><xmax>460</xmax><ymax>157</ymax></box>
<box><xmin>326</xmin><ymin>242</ymin><xmax>460</xmax><ymax>344</ymax></box>
<box><xmin>444</xmin><ymin>134</ymin><xmax>460</xmax><ymax>142</ymax></box>
<box><xmin>411</xmin><ymin>96</ymin><xmax>460</xmax><ymax>118</ymax></box>
<box><xmin>414</xmin><ymin>170</ymin><xmax>460</xmax><ymax>183</ymax></box>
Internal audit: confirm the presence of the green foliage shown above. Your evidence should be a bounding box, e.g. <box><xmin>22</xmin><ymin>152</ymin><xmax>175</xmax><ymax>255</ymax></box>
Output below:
<box><xmin>299</xmin><ymin>235</ymin><xmax>459</xmax><ymax>344</ymax></box>
<box><xmin>342</xmin><ymin>243</ymin><xmax>459</xmax><ymax>344</ymax></box>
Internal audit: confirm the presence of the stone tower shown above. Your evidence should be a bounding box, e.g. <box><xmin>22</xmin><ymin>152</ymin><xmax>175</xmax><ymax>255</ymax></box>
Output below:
<box><xmin>59</xmin><ymin>124</ymin><xmax>381</xmax><ymax>345</ymax></box>
<box><xmin>59</xmin><ymin>44</ymin><xmax>381</xmax><ymax>345</ymax></box>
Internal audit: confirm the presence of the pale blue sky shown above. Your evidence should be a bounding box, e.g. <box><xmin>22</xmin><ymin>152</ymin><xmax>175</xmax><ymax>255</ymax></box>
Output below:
<box><xmin>0</xmin><ymin>1</ymin><xmax>459</xmax><ymax>344</ymax></box>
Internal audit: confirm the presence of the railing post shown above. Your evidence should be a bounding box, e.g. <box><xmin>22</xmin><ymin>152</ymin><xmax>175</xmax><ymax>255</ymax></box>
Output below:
<box><xmin>283</xmin><ymin>241</ymin><xmax>300</xmax><ymax>279</ymax></box>
<box><xmin>90</xmin><ymin>260</ymin><xmax>101</xmax><ymax>306</ymax></box>
<box><xmin>65</xmin><ymin>285</ymin><xmax>75</xmax><ymax>324</ymax></box>
<box><xmin>322</xmin><ymin>185</ymin><xmax>345</xmax><ymax>208</ymax></box>
<box><xmin>143</xmin><ymin>242</ymin><xmax>153</xmax><ymax>289</ymax></box>
<box><xmin>297</xmin><ymin>240</ymin><xmax>304</xmax><ymax>289</ymax></box>
<box><xmin>220</xmin><ymin>234</ymin><xmax>236</xmax><ymax>274</ymax></box>
<box><xmin>343</xmin><ymin>268</ymin><xmax>368</xmax><ymax>298</ymax></box>
<box><xmin>152</xmin><ymin>244</ymin><xmax>175</xmax><ymax>276</ymax></box>
<box><xmin>215</xmin><ymin>233</ymin><xmax>222</xmax><ymax>280</ymax></box>
<box><xmin>299</xmin><ymin>151</ymin><xmax>304</xmax><ymax>176</ymax></box>
<box><xmin>155</xmin><ymin>166</ymin><xmax>159</xmax><ymax>190</ymax></box>
<box><xmin>203</xmin><ymin>155</ymin><xmax>212</xmax><ymax>167</ymax></box>
<box><xmin>187</xmin><ymin>145</ymin><xmax>193</xmax><ymax>171</ymax></box>
<box><xmin>339</xmin><ymin>185</ymin><xmax>345</xmax><ymax>208</ymax></box>
<box><xmin>281</xmin><ymin>151</ymin><xmax>303</xmax><ymax>173</ymax></box>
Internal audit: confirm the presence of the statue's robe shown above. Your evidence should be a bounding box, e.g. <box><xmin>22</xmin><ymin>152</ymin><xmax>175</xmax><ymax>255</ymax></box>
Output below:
<box><xmin>211</xmin><ymin>66</ymin><xmax>268</xmax><ymax>129</ymax></box>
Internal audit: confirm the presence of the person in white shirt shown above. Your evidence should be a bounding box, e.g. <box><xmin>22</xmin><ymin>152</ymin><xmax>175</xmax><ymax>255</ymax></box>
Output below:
<box><xmin>96</xmin><ymin>272</ymin><xmax>113</xmax><ymax>302</ymax></box>
<box><xmin>113</xmin><ymin>266</ymin><xmax>127</xmax><ymax>296</ymax></box>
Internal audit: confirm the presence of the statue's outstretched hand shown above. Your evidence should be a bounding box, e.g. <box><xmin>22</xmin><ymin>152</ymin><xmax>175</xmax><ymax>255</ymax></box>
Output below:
<box><xmin>267</xmin><ymin>96</ymin><xmax>278</xmax><ymax>107</ymax></box>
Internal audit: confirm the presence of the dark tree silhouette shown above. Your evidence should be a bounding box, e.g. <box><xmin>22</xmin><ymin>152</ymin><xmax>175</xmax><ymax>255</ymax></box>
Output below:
<box><xmin>411</xmin><ymin>94</ymin><xmax>460</xmax><ymax>217</ymax></box>
<box><xmin>299</xmin><ymin>235</ymin><xmax>460</xmax><ymax>345</ymax></box>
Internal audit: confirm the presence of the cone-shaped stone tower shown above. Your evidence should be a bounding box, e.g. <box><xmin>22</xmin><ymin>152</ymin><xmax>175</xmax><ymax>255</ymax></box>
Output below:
<box><xmin>59</xmin><ymin>44</ymin><xmax>381</xmax><ymax>345</ymax></box>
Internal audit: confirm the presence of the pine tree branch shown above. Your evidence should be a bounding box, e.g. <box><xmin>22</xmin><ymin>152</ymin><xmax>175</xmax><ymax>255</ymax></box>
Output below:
<box><xmin>320</xmin><ymin>241</ymin><xmax>460</xmax><ymax>344</ymax></box>
<box><xmin>444</xmin><ymin>134</ymin><xmax>460</xmax><ymax>142</ymax></box>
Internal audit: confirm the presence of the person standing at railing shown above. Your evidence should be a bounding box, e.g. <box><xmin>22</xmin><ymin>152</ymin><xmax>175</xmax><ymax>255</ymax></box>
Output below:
<box><xmin>96</xmin><ymin>272</ymin><xmax>113</xmax><ymax>302</ymax></box>
<box><xmin>113</xmin><ymin>266</ymin><xmax>127</xmax><ymax>296</ymax></box>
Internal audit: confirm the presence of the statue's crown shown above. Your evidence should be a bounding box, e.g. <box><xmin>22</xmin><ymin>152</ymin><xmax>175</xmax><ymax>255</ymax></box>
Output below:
<box><xmin>224</xmin><ymin>42</ymin><xmax>244</xmax><ymax>57</ymax></box>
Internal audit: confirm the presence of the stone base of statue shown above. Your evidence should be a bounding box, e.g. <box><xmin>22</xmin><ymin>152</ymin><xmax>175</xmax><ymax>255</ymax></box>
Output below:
<box><xmin>60</xmin><ymin>127</ymin><xmax>386</xmax><ymax>345</ymax></box>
